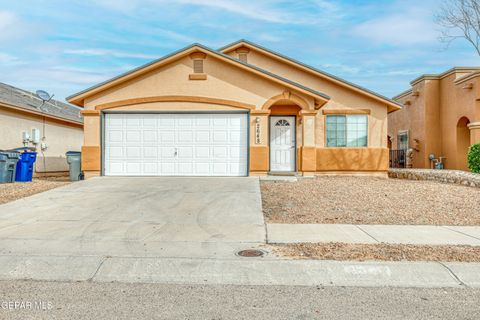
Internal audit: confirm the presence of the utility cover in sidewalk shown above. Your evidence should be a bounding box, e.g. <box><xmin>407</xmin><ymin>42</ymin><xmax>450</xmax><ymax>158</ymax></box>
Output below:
<box><xmin>236</xmin><ymin>249</ymin><xmax>265</xmax><ymax>257</ymax></box>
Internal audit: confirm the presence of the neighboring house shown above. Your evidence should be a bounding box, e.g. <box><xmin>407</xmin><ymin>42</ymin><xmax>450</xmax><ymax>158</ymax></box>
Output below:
<box><xmin>67</xmin><ymin>40</ymin><xmax>401</xmax><ymax>178</ymax></box>
<box><xmin>0</xmin><ymin>83</ymin><xmax>83</xmax><ymax>174</ymax></box>
<box><xmin>389</xmin><ymin>67</ymin><xmax>480</xmax><ymax>171</ymax></box>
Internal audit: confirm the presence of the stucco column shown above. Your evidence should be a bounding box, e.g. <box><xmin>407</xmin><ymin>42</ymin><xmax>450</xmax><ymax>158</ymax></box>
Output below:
<box><xmin>300</xmin><ymin>110</ymin><xmax>317</xmax><ymax>174</ymax></box>
<box><xmin>249</xmin><ymin>110</ymin><xmax>270</xmax><ymax>174</ymax></box>
<box><xmin>468</xmin><ymin>122</ymin><xmax>480</xmax><ymax>145</ymax></box>
<box><xmin>80</xmin><ymin>110</ymin><xmax>101</xmax><ymax>178</ymax></box>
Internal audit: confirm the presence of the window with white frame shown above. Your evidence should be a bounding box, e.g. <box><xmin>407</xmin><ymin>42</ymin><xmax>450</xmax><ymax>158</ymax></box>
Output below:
<box><xmin>326</xmin><ymin>115</ymin><xmax>368</xmax><ymax>147</ymax></box>
<box><xmin>397</xmin><ymin>131</ymin><xmax>409</xmax><ymax>150</ymax></box>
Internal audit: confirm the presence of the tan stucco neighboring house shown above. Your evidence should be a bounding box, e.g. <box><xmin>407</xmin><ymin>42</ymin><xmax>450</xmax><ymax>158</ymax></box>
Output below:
<box><xmin>0</xmin><ymin>83</ymin><xmax>83</xmax><ymax>174</ymax></box>
<box><xmin>67</xmin><ymin>40</ymin><xmax>401</xmax><ymax>178</ymax></box>
<box><xmin>389</xmin><ymin>67</ymin><xmax>480</xmax><ymax>171</ymax></box>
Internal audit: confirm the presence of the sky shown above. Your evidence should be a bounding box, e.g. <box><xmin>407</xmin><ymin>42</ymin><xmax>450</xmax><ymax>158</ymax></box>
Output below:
<box><xmin>0</xmin><ymin>0</ymin><xmax>479</xmax><ymax>101</ymax></box>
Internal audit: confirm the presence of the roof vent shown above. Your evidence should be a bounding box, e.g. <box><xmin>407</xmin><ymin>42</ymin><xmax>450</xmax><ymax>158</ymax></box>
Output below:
<box><xmin>193</xmin><ymin>59</ymin><xmax>203</xmax><ymax>73</ymax></box>
<box><xmin>238</xmin><ymin>53</ymin><xmax>247</xmax><ymax>63</ymax></box>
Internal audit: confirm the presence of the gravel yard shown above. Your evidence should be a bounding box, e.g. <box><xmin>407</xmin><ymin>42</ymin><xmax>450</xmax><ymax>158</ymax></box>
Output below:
<box><xmin>271</xmin><ymin>243</ymin><xmax>480</xmax><ymax>262</ymax></box>
<box><xmin>261</xmin><ymin>176</ymin><xmax>480</xmax><ymax>225</ymax></box>
<box><xmin>0</xmin><ymin>177</ymin><xmax>70</xmax><ymax>205</ymax></box>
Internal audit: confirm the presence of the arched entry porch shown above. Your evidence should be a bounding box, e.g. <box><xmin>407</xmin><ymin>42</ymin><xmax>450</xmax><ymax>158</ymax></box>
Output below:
<box><xmin>456</xmin><ymin>117</ymin><xmax>471</xmax><ymax>171</ymax></box>
<box><xmin>258</xmin><ymin>92</ymin><xmax>318</xmax><ymax>174</ymax></box>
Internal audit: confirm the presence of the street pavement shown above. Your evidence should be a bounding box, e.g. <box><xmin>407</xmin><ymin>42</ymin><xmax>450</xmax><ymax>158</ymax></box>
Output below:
<box><xmin>0</xmin><ymin>281</ymin><xmax>479</xmax><ymax>319</ymax></box>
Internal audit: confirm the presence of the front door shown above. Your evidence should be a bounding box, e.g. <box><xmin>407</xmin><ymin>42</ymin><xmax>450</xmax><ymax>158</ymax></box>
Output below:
<box><xmin>270</xmin><ymin>116</ymin><xmax>296</xmax><ymax>172</ymax></box>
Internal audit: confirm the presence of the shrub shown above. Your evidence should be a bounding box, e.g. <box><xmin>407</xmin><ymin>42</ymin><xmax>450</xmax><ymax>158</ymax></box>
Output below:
<box><xmin>468</xmin><ymin>143</ymin><xmax>480</xmax><ymax>173</ymax></box>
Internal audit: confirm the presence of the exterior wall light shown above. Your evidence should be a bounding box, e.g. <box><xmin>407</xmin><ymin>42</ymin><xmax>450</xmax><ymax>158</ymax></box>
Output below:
<box><xmin>255</xmin><ymin>117</ymin><xmax>261</xmax><ymax>123</ymax></box>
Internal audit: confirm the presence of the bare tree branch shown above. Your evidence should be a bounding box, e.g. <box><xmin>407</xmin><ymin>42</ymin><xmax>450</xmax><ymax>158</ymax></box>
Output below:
<box><xmin>436</xmin><ymin>0</ymin><xmax>480</xmax><ymax>56</ymax></box>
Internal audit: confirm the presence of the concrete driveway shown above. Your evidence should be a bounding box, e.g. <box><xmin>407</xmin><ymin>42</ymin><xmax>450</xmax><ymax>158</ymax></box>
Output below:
<box><xmin>0</xmin><ymin>177</ymin><xmax>265</xmax><ymax>259</ymax></box>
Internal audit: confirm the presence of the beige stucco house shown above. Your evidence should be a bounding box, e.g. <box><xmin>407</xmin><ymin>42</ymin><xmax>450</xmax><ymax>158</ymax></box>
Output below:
<box><xmin>67</xmin><ymin>40</ymin><xmax>401</xmax><ymax>178</ymax></box>
<box><xmin>0</xmin><ymin>83</ymin><xmax>83</xmax><ymax>174</ymax></box>
<box><xmin>389</xmin><ymin>67</ymin><xmax>480</xmax><ymax>171</ymax></box>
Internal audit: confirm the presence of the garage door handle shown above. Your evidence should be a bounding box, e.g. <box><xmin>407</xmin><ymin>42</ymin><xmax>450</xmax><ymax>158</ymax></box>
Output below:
<box><xmin>174</xmin><ymin>148</ymin><xmax>178</xmax><ymax>156</ymax></box>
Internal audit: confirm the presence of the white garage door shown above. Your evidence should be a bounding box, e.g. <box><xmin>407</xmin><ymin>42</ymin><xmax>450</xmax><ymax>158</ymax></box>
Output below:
<box><xmin>104</xmin><ymin>113</ymin><xmax>248</xmax><ymax>176</ymax></box>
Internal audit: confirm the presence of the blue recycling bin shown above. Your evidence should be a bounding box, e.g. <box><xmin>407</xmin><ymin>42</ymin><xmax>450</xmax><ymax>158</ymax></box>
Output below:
<box><xmin>15</xmin><ymin>152</ymin><xmax>37</xmax><ymax>182</ymax></box>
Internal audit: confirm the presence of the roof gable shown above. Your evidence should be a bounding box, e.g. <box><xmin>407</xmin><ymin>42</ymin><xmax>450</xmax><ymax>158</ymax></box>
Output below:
<box><xmin>219</xmin><ymin>39</ymin><xmax>402</xmax><ymax>112</ymax></box>
<box><xmin>67</xmin><ymin>43</ymin><xmax>330</xmax><ymax>107</ymax></box>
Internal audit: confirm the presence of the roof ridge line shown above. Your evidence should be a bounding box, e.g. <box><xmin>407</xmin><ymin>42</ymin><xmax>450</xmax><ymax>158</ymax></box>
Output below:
<box><xmin>67</xmin><ymin>42</ymin><xmax>331</xmax><ymax>103</ymax></box>
<box><xmin>218</xmin><ymin>39</ymin><xmax>402</xmax><ymax>109</ymax></box>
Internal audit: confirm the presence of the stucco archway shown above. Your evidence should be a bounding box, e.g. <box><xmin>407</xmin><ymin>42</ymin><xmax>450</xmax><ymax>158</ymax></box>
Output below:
<box><xmin>262</xmin><ymin>92</ymin><xmax>310</xmax><ymax>111</ymax></box>
<box><xmin>456</xmin><ymin>117</ymin><xmax>471</xmax><ymax>171</ymax></box>
<box><xmin>95</xmin><ymin>95</ymin><xmax>255</xmax><ymax>111</ymax></box>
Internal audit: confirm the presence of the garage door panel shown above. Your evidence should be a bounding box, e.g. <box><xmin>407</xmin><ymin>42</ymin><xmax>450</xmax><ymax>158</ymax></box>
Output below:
<box><xmin>143</xmin><ymin>130</ymin><xmax>157</xmax><ymax>142</ymax></box>
<box><xmin>142</xmin><ymin>117</ymin><xmax>157</xmax><ymax>127</ymax></box>
<box><xmin>195</xmin><ymin>118</ymin><xmax>210</xmax><ymax>126</ymax></box>
<box><xmin>177</xmin><ymin>146</ymin><xmax>193</xmax><ymax>158</ymax></box>
<box><xmin>107</xmin><ymin>162</ymin><xmax>124</xmax><ymax>175</ymax></box>
<box><xmin>178</xmin><ymin>131</ymin><xmax>194</xmax><ymax>142</ymax></box>
<box><xmin>126</xmin><ymin>162</ymin><xmax>141</xmax><ymax>174</ymax></box>
<box><xmin>105</xmin><ymin>113</ymin><xmax>248</xmax><ymax>176</ymax></box>
<box><xmin>125</xmin><ymin>116</ymin><xmax>141</xmax><ymax>126</ymax></box>
<box><xmin>143</xmin><ymin>146</ymin><xmax>157</xmax><ymax>158</ymax></box>
<box><xmin>126</xmin><ymin>131</ymin><xmax>141</xmax><ymax>142</ymax></box>
<box><xmin>143</xmin><ymin>163</ymin><xmax>158</xmax><ymax>174</ymax></box>
<box><xmin>125</xmin><ymin>146</ymin><xmax>142</xmax><ymax>158</ymax></box>
<box><xmin>195</xmin><ymin>147</ymin><xmax>210</xmax><ymax>158</ymax></box>
<box><xmin>213</xmin><ymin>118</ymin><xmax>227</xmax><ymax>126</ymax></box>
<box><xmin>196</xmin><ymin>131</ymin><xmax>210</xmax><ymax>142</ymax></box>
<box><xmin>213</xmin><ymin>146</ymin><xmax>228</xmax><ymax>158</ymax></box>
<box><xmin>107</xmin><ymin>116</ymin><xmax>123</xmax><ymax>127</ymax></box>
<box><xmin>108</xmin><ymin>146</ymin><xmax>124</xmax><ymax>158</ymax></box>
<box><xmin>161</xmin><ymin>162</ymin><xmax>175</xmax><ymax>175</ymax></box>
<box><xmin>159</xmin><ymin>131</ymin><xmax>175</xmax><ymax>143</ymax></box>
<box><xmin>108</xmin><ymin>130</ymin><xmax>123</xmax><ymax>142</ymax></box>
<box><xmin>213</xmin><ymin>131</ymin><xmax>228</xmax><ymax>143</ymax></box>
<box><xmin>160</xmin><ymin>146</ymin><xmax>176</xmax><ymax>158</ymax></box>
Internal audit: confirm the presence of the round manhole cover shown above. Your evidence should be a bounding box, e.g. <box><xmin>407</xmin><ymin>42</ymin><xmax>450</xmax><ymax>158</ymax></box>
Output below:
<box><xmin>236</xmin><ymin>249</ymin><xmax>265</xmax><ymax>257</ymax></box>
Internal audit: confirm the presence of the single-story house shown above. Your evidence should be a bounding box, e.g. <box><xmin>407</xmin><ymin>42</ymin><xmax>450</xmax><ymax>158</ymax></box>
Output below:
<box><xmin>67</xmin><ymin>40</ymin><xmax>401</xmax><ymax>178</ymax></box>
<box><xmin>0</xmin><ymin>82</ymin><xmax>83</xmax><ymax>175</ymax></box>
<box><xmin>389</xmin><ymin>67</ymin><xmax>480</xmax><ymax>171</ymax></box>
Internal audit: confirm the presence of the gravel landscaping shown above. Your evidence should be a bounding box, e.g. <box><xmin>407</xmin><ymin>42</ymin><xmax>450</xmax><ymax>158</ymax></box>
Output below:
<box><xmin>0</xmin><ymin>177</ymin><xmax>70</xmax><ymax>205</ymax></box>
<box><xmin>261</xmin><ymin>176</ymin><xmax>480</xmax><ymax>225</ymax></box>
<box><xmin>271</xmin><ymin>243</ymin><xmax>480</xmax><ymax>262</ymax></box>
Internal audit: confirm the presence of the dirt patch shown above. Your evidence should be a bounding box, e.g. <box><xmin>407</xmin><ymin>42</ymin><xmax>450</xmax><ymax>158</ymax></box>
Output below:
<box><xmin>271</xmin><ymin>243</ymin><xmax>480</xmax><ymax>262</ymax></box>
<box><xmin>0</xmin><ymin>177</ymin><xmax>70</xmax><ymax>205</ymax></box>
<box><xmin>261</xmin><ymin>176</ymin><xmax>480</xmax><ymax>225</ymax></box>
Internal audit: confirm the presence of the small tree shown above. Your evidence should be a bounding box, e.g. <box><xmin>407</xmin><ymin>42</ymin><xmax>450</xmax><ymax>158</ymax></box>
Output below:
<box><xmin>468</xmin><ymin>143</ymin><xmax>480</xmax><ymax>173</ymax></box>
<box><xmin>436</xmin><ymin>0</ymin><xmax>480</xmax><ymax>56</ymax></box>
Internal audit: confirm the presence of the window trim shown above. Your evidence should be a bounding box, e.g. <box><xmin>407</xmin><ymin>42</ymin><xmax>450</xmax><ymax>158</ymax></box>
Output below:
<box><xmin>325</xmin><ymin>114</ymin><xmax>369</xmax><ymax>148</ymax></box>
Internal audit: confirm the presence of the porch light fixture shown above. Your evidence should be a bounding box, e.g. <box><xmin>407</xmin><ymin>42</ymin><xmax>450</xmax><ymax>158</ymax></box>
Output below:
<box><xmin>255</xmin><ymin>117</ymin><xmax>261</xmax><ymax>123</ymax></box>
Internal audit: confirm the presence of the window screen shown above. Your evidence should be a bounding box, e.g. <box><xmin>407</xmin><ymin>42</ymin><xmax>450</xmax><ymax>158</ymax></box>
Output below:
<box><xmin>326</xmin><ymin>115</ymin><xmax>368</xmax><ymax>147</ymax></box>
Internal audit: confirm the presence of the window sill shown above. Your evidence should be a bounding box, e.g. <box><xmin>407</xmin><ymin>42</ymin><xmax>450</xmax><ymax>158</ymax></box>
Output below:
<box><xmin>325</xmin><ymin>146</ymin><xmax>369</xmax><ymax>148</ymax></box>
<box><xmin>189</xmin><ymin>73</ymin><xmax>207</xmax><ymax>80</ymax></box>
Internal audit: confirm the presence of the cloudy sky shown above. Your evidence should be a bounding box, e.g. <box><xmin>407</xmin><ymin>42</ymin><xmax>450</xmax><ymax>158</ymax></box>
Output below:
<box><xmin>0</xmin><ymin>0</ymin><xmax>478</xmax><ymax>101</ymax></box>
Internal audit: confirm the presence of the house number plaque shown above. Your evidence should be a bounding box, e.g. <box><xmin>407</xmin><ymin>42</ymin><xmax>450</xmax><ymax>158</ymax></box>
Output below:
<box><xmin>255</xmin><ymin>123</ymin><xmax>261</xmax><ymax>144</ymax></box>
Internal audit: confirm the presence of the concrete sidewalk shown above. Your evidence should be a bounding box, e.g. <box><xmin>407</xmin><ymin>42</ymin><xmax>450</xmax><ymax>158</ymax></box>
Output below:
<box><xmin>267</xmin><ymin>224</ymin><xmax>480</xmax><ymax>246</ymax></box>
<box><xmin>0</xmin><ymin>254</ymin><xmax>478</xmax><ymax>288</ymax></box>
